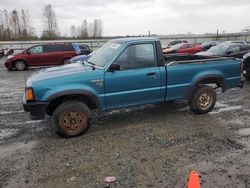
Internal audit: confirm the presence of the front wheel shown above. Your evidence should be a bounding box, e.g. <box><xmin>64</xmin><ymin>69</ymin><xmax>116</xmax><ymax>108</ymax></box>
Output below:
<box><xmin>52</xmin><ymin>101</ymin><xmax>91</xmax><ymax>137</ymax></box>
<box><xmin>63</xmin><ymin>58</ymin><xmax>70</xmax><ymax>65</ymax></box>
<box><xmin>15</xmin><ymin>60</ymin><xmax>26</xmax><ymax>71</ymax></box>
<box><xmin>189</xmin><ymin>85</ymin><xmax>216</xmax><ymax>114</ymax></box>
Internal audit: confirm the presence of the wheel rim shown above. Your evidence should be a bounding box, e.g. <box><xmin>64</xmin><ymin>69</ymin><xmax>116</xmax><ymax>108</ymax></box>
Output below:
<box><xmin>59</xmin><ymin>111</ymin><xmax>87</xmax><ymax>135</ymax></box>
<box><xmin>198</xmin><ymin>93</ymin><xmax>213</xmax><ymax>110</ymax></box>
<box><xmin>15</xmin><ymin>61</ymin><xmax>25</xmax><ymax>70</ymax></box>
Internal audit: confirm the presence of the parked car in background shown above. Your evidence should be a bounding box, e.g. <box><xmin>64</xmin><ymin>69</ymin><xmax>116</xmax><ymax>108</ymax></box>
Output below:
<box><xmin>222</xmin><ymin>41</ymin><xmax>247</xmax><ymax>45</ymax></box>
<box><xmin>4</xmin><ymin>43</ymin><xmax>80</xmax><ymax>71</ymax></box>
<box><xmin>0</xmin><ymin>49</ymin><xmax>4</xmax><ymax>58</ymax></box>
<box><xmin>162</xmin><ymin>40</ymin><xmax>188</xmax><ymax>49</ymax></box>
<box><xmin>243</xmin><ymin>52</ymin><xmax>250</xmax><ymax>80</ymax></box>
<box><xmin>196</xmin><ymin>43</ymin><xmax>250</xmax><ymax>58</ymax></box>
<box><xmin>79</xmin><ymin>44</ymin><xmax>92</xmax><ymax>55</ymax></box>
<box><xmin>163</xmin><ymin>43</ymin><xmax>203</xmax><ymax>54</ymax></box>
<box><xmin>5</xmin><ymin>48</ymin><xmax>14</xmax><ymax>56</ymax></box>
<box><xmin>201</xmin><ymin>41</ymin><xmax>221</xmax><ymax>51</ymax></box>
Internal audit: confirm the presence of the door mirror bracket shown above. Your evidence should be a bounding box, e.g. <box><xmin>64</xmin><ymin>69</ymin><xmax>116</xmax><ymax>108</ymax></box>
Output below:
<box><xmin>109</xmin><ymin>63</ymin><xmax>120</xmax><ymax>72</ymax></box>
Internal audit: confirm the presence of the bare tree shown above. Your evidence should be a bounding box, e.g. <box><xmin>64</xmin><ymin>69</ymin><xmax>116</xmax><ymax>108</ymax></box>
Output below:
<box><xmin>88</xmin><ymin>22</ymin><xmax>93</xmax><ymax>37</ymax></box>
<box><xmin>82</xmin><ymin>19</ymin><xmax>88</xmax><ymax>38</ymax></box>
<box><xmin>97</xmin><ymin>19</ymin><xmax>103</xmax><ymax>37</ymax></box>
<box><xmin>42</xmin><ymin>4</ymin><xmax>58</xmax><ymax>39</ymax></box>
<box><xmin>9</xmin><ymin>10</ymin><xmax>21</xmax><ymax>39</ymax></box>
<box><xmin>92</xmin><ymin>19</ymin><xmax>98</xmax><ymax>38</ymax></box>
<box><xmin>70</xmin><ymin>25</ymin><xmax>77</xmax><ymax>38</ymax></box>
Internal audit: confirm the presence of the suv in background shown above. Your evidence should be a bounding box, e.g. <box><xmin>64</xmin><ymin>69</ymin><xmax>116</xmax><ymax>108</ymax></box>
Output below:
<box><xmin>79</xmin><ymin>44</ymin><xmax>92</xmax><ymax>55</ymax></box>
<box><xmin>243</xmin><ymin>52</ymin><xmax>250</xmax><ymax>81</ymax></box>
<box><xmin>0</xmin><ymin>49</ymin><xmax>4</xmax><ymax>58</ymax></box>
<box><xmin>4</xmin><ymin>43</ymin><xmax>82</xmax><ymax>71</ymax></box>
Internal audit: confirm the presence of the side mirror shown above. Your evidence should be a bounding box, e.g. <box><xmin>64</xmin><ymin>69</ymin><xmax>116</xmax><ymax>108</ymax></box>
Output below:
<box><xmin>109</xmin><ymin>63</ymin><xmax>120</xmax><ymax>72</ymax></box>
<box><xmin>226</xmin><ymin>51</ymin><xmax>233</xmax><ymax>55</ymax></box>
<box><xmin>26</xmin><ymin>50</ymin><xmax>31</xmax><ymax>55</ymax></box>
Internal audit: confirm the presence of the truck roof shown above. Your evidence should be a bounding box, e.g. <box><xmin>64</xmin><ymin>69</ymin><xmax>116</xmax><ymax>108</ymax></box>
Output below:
<box><xmin>110</xmin><ymin>37</ymin><xmax>160</xmax><ymax>44</ymax></box>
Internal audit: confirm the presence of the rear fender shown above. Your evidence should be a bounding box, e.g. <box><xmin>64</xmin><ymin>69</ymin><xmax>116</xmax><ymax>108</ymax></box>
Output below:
<box><xmin>185</xmin><ymin>71</ymin><xmax>225</xmax><ymax>100</ymax></box>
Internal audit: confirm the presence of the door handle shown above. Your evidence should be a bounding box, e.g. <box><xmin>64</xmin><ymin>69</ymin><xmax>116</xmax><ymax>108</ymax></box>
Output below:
<box><xmin>147</xmin><ymin>72</ymin><xmax>156</xmax><ymax>76</ymax></box>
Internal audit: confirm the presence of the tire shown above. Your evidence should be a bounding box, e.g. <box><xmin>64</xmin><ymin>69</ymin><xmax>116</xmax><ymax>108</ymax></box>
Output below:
<box><xmin>243</xmin><ymin>73</ymin><xmax>250</xmax><ymax>81</ymax></box>
<box><xmin>52</xmin><ymin>101</ymin><xmax>91</xmax><ymax>138</ymax></box>
<box><xmin>189</xmin><ymin>85</ymin><xmax>216</xmax><ymax>114</ymax></box>
<box><xmin>63</xmin><ymin>58</ymin><xmax>70</xmax><ymax>65</ymax></box>
<box><xmin>15</xmin><ymin>60</ymin><xmax>26</xmax><ymax>71</ymax></box>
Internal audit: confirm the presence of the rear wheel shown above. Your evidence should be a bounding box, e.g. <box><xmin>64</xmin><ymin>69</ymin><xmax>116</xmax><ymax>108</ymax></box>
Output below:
<box><xmin>52</xmin><ymin>101</ymin><xmax>91</xmax><ymax>137</ymax></box>
<box><xmin>189</xmin><ymin>85</ymin><xmax>216</xmax><ymax>114</ymax></box>
<box><xmin>63</xmin><ymin>58</ymin><xmax>70</xmax><ymax>65</ymax></box>
<box><xmin>15</xmin><ymin>60</ymin><xmax>26</xmax><ymax>71</ymax></box>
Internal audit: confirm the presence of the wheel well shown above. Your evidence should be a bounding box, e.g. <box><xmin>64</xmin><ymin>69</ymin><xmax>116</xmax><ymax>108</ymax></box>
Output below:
<box><xmin>198</xmin><ymin>77</ymin><xmax>224</xmax><ymax>88</ymax></box>
<box><xmin>187</xmin><ymin>76</ymin><xmax>224</xmax><ymax>100</ymax></box>
<box><xmin>46</xmin><ymin>94</ymin><xmax>97</xmax><ymax>116</ymax></box>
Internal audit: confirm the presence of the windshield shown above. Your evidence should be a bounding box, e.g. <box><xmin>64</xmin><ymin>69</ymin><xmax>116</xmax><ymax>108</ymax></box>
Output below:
<box><xmin>170</xmin><ymin>43</ymin><xmax>183</xmax><ymax>50</ymax></box>
<box><xmin>87</xmin><ymin>41</ymin><xmax>123</xmax><ymax>67</ymax></box>
<box><xmin>207</xmin><ymin>44</ymin><xmax>230</xmax><ymax>54</ymax></box>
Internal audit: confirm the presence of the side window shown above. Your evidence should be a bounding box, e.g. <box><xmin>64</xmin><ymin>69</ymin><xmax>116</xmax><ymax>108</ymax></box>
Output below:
<box><xmin>115</xmin><ymin>43</ymin><xmax>155</xmax><ymax>70</ymax></box>
<box><xmin>64</xmin><ymin>45</ymin><xmax>74</xmax><ymax>51</ymax></box>
<box><xmin>228</xmin><ymin>46</ymin><xmax>240</xmax><ymax>53</ymax></box>
<box><xmin>29</xmin><ymin>46</ymin><xmax>43</xmax><ymax>54</ymax></box>
<box><xmin>44</xmin><ymin>45</ymin><xmax>63</xmax><ymax>52</ymax></box>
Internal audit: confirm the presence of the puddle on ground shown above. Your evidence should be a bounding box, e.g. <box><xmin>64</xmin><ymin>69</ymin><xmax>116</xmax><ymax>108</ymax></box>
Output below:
<box><xmin>0</xmin><ymin>129</ymin><xmax>17</xmax><ymax>139</ymax></box>
<box><xmin>0</xmin><ymin>110</ymin><xmax>23</xmax><ymax>115</ymax></box>
<box><xmin>0</xmin><ymin>141</ymin><xmax>36</xmax><ymax>159</ymax></box>
<box><xmin>238</xmin><ymin>128</ymin><xmax>250</xmax><ymax>136</ymax></box>
<box><xmin>210</xmin><ymin>105</ymin><xmax>242</xmax><ymax>114</ymax></box>
<box><xmin>12</xmin><ymin>120</ymin><xmax>44</xmax><ymax>125</ymax></box>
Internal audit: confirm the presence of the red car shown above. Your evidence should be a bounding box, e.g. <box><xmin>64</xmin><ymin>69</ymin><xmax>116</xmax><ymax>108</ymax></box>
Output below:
<box><xmin>163</xmin><ymin>43</ymin><xmax>204</xmax><ymax>54</ymax></box>
<box><xmin>4</xmin><ymin>43</ymin><xmax>78</xmax><ymax>71</ymax></box>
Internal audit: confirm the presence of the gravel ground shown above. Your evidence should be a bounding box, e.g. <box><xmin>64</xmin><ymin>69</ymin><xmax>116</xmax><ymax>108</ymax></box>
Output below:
<box><xmin>0</xmin><ymin>58</ymin><xmax>250</xmax><ymax>188</ymax></box>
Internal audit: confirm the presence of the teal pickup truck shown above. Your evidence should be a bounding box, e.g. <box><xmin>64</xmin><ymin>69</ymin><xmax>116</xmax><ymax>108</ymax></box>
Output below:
<box><xmin>23</xmin><ymin>38</ymin><xmax>244</xmax><ymax>137</ymax></box>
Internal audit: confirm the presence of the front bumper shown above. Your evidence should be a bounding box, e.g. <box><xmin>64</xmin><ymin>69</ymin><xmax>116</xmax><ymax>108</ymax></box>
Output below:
<box><xmin>4</xmin><ymin>59</ymin><xmax>13</xmax><ymax>69</ymax></box>
<box><xmin>23</xmin><ymin>98</ymin><xmax>48</xmax><ymax>120</ymax></box>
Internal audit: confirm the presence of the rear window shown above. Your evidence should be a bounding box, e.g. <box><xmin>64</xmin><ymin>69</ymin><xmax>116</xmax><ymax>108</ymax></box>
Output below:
<box><xmin>79</xmin><ymin>45</ymin><xmax>90</xmax><ymax>50</ymax></box>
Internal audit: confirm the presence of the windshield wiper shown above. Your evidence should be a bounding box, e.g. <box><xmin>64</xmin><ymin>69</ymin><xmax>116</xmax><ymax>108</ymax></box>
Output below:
<box><xmin>82</xmin><ymin>61</ymin><xmax>96</xmax><ymax>70</ymax></box>
<box><xmin>87</xmin><ymin>61</ymin><xmax>96</xmax><ymax>66</ymax></box>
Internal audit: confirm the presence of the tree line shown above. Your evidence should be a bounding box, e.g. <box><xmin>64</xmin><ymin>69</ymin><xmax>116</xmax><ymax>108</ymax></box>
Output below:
<box><xmin>0</xmin><ymin>4</ymin><xmax>103</xmax><ymax>41</ymax></box>
<box><xmin>0</xmin><ymin>9</ymin><xmax>36</xmax><ymax>40</ymax></box>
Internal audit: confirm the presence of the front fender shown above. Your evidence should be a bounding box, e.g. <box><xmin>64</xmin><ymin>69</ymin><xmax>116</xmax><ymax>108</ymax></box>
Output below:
<box><xmin>35</xmin><ymin>84</ymin><xmax>104</xmax><ymax>110</ymax></box>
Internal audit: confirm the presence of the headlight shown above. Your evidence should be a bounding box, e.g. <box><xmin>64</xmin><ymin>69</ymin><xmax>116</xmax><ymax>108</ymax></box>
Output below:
<box><xmin>25</xmin><ymin>87</ymin><xmax>35</xmax><ymax>101</ymax></box>
<box><xmin>7</xmin><ymin>55</ymin><xmax>14</xmax><ymax>59</ymax></box>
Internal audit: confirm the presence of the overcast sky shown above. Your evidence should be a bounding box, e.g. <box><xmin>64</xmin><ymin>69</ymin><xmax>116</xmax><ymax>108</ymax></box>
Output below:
<box><xmin>1</xmin><ymin>0</ymin><xmax>250</xmax><ymax>36</ymax></box>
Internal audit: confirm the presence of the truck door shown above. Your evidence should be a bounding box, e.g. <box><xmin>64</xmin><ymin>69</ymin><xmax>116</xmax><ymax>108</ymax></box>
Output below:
<box><xmin>104</xmin><ymin>43</ymin><xmax>162</xmax><ymax>110</ymax></box>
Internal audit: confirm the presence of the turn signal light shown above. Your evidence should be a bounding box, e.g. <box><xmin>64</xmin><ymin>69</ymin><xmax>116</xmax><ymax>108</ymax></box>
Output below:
<box><xmin>26</xmin><ymin>88</ymin><xmax>34</xmax><ymax>101</ymax></box>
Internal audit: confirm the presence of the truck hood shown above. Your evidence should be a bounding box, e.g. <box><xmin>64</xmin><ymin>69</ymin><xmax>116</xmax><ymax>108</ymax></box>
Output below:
<box><xmin>27</xmin><ymin>63</ymin><xmax>97</xmax><ymax>86</ymax></box>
